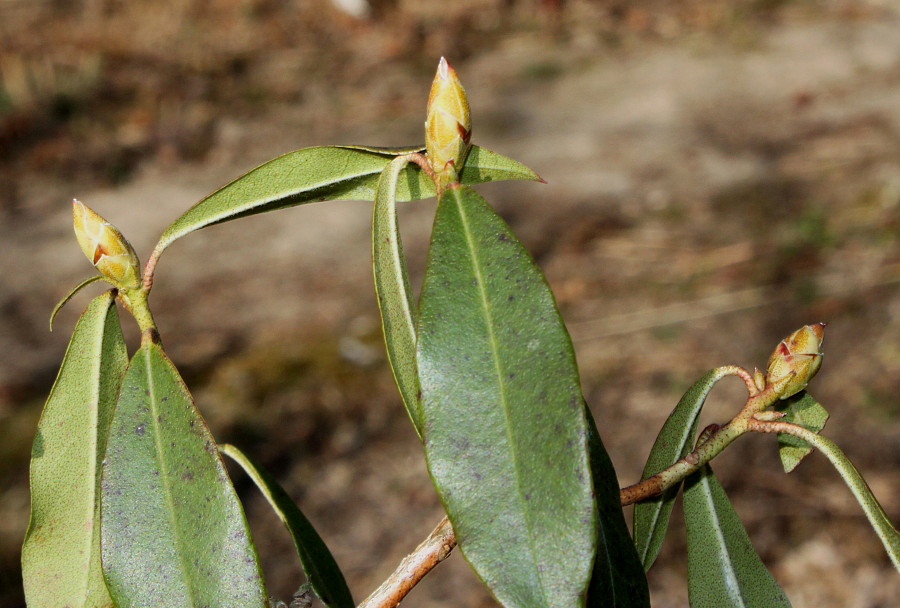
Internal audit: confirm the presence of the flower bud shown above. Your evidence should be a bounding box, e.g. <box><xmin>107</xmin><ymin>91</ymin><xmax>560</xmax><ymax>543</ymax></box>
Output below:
<box><xmin>765</xmin><ymin>323</ymin><xmax>826</xmax><ymax>400</ymax></box>
<box><xmin>72</xmin><ymin>199</ymin><xmax>141</xmax><ymax>289</ymax></box>
<box><xmin>425</xmin><ymin>57</ymin><xmax>471</xmax><ymax>187</ymax></box>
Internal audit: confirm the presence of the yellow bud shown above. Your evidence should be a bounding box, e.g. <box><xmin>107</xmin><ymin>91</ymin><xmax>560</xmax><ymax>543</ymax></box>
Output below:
<box><xmin>72</xmin><ymin>199</ymin><xmax>141</xmax><ymax>289</ymax></box>
<box><xmin>765</xmin><ymin>323</ymin><xmax>826</xmax><ymax>400</ymax></box>
<box><xmin>425</xmin><ymin>57</ymin><xmax>471</xmax><ymax>187</ymax></box>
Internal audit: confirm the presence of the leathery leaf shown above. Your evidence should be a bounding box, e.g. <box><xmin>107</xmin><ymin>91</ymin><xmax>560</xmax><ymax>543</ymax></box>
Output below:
<box><xmin>220</xmin><ymin>444</ymin><xmax>354</xmax><ymax>608</ymax></box>
<box><xmin>417</xmin><ymin>185</ymin><xmax>595</xmax><ymax>608</ymax></box>
<box><xmin>683</xmin><ymin>465</ymin><xmax>792</xmax><ymax>608</ymax></box>
<box><xmin>101</xmin><ymin>340</ymin><xmax>266</xmax><ymax>607</ymax></box>
<box><xmin>22</xmin><ymin>290</ymin><xmax>125</xmax><ymax>608</ymax></box>
<box><xmin>156</xmin><ymin>144</ymin><xmax>541</xmax><ymax>254</ymax></box>
<box><xmin>633</xmin><ymin>367</ymin><xmax>733</xmax><ymax>571</ymax></box>
<box><xmin>373</xmin><ymin>156</ymin><xmax>422</xmax><ymax>436</ymax></box>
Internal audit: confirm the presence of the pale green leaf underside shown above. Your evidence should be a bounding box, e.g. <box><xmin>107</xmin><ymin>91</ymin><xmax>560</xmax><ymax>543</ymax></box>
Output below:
<box><xmin>23</xmin><ymin>290</ymin><xmax>125</xmax><ymax>608</ymax></box>
<box><xmin>417</xmin><ymin>185</ymin><xmax>594</xmax><ymax>608</ymax></box>
<box><xmin>49</xmin><ymin>274</ymin><xmax>106</xmax><ymax>331</ymax></box>
<box><xmin>684</xmin><ymin>465</ymin><xmax>792</xmax><ymax>608</ymax></box>
<box><xmin>156</xmin><ymin>144</ymin><xmax>541</xmax><ymax>252</ymax></box>
<box><xmin>101</xmin><ymin>342</ymin><xmax>266</xmax><ymax>607</ymax></box>
<box><xmin>785</xmin><ymin>428</ymin><xmax>900</xmax><ymax>571</ymax></box>
<box><xmin>373</xmin><ymin>156</ymin><xmax>422</xmax><ymax>436</ymax></box>
<box><xmin>773</xmin><ymin>391</ymin><xmax>829</xmax><ymax>473</ymax></box>
<box><xmin>633</xmin><ymin>367</ymin><xmax>733</xmax><ymax>571</ymax></box>
<box><xmin>220</xmin><ymin>444</ymin><xmax>354</xmax><ymax>608</ymax></box>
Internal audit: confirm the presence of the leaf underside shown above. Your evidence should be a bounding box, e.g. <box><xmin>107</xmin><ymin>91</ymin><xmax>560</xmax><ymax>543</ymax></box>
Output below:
<box><xmin>683</xmin><ymin>465</ymin><xmax>792</xmax><ymax>608</ymax></box>
<box><xmin>373</xmin><ymin>156</ymin><xmax>423</xmax><ymax>436</ymax></box>
<box><xmin>157</xmin><ymin>144</ymin><xmax>541</xmax><ymax>252</ymax></box>
<box><xmin>417</xmin><ymin>185</ymin><xmax>595</xmax><ymax>608</ymax></box>
<box><xmin>633</xmin><ymin>368</ymin><xmax>732</xmax><ymax>571</ymax></box>
<box><xmin>23</xmin><ymin>291</ymin><xmax>125</xmax><ymax>608</ymax></box>
<box><xmin>101</xmin><ymin>341</ymin><xmax>267</xmax><ymax>607</ymax></box>
<box><xmin>773</xmin><ymin>391</ymin><xmax>829</xmax><ymax>473</ymax></box>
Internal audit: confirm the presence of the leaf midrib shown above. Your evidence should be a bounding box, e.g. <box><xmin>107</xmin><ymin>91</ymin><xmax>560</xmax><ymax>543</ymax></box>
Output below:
<box><xmin>145</xmin><ymin>348</ymin><xmax>199</xmax><ymax>606</ymax></box>
<box><xmin>79</xmin><ymin>302</ymin><xmax>108</xmax><ymax>603</ymax></box>
<box><xmin>452</xmin><ymin>189</ymin><xmax>550</xmax><ymax>606</ymax></box>
<box><xmin>700</xmin><ymin>474</ymin><xmax>749</xmax><ymax>608</ymax></box>
<box><xmin>161</xmin><ymin>161</ymin><xmax>385</xmax><ymax>248</ymax></box>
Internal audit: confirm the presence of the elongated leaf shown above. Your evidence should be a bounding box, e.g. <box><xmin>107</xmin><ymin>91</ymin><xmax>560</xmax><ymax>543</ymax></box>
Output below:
<box><xmin>583</xmin><ymin>406</ymin><xmax>650</xmax><ymax>607</ymax></box>
<box><xmin>457</xmin><ymin>144</ymin><xmax>543</xmax><ymax>185</ymax></box>
<box><xmin>22</xmin><ymin>291</ymin><xmax>125</xmax><ymax>608</ymax></box>
<box><xmin>779</xmin><ymin>427</ymin><xmax>900</xmax><ymax>570</ymax></box>
<box><xmin>773</xmin><ymin>391</ymin><xmax>829</xmax><ymax>473</ymax></box>
<box><xmin>49</xmin><ymin>274</ymin><xmax>105</xmax><ymax>330</ymax></box>
<box><xmin>373</xmin><ymin>156</ymin><xmax>422</xmax><ymax>436</ymax></box>
<box><xmin>220</xmin><ymin>444</ymin><xmax>354</xmax><ymax>608</ymax></box>
<box><xmin>633</xmin><ymin>367</ymin><xmax>732</xmax><ymax>571</ymax></box>
<box><xmin>101</xmin><ymin>341</ymin><xmax>266</xmax><ymax>607</ymax></box>
<box><xmin>683</xmin><ymin>465</ymin><xmax>792</xmax><ymax>608</ymax></box>
<box><xmin>157</xmin><ymin>145</ymin><xmax>541</xmax><ymax>252</ymax></box>
<box><xmin>417</xmin><ymin>185</ymin><xmax>595</xmax><ymax>608</ymax></box>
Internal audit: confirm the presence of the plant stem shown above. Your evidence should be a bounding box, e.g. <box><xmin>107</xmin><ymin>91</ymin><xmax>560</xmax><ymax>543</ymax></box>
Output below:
<box><xmin>403</xmin><ymin>153</ymin><xmax>438</xmax><ymax>189</ymax></box>
<box><xmin>747</xmin><ymin>418</ymin><xmax>900</xmax><ymax>571</ymax></box>
<box><xmin>620</xmin><ymin>381</ymin><xmax>780</xmax><ymax>505</ymax></box>
<box><xmin>142</xmin><ymin>246</ymin><xmax>163</xmax><ymax>291</ymax></box>
<box><xmin>117</xmin><ymin>287</ymin><xmax>158</xmax><ymax>336</ymax></box>
<box><xmin>356</xmin><ymin>516</ymin><xmax>455</xmax><ymax>608</ymax></box>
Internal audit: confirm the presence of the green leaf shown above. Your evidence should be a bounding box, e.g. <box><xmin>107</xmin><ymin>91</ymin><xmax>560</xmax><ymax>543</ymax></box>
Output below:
<box><xmin>457</xmin><ymin>144</ymin><xmax>543</xmax><ymax>185</ymax></box>
<box><xmin>155</xmin><ymin>145</ymin><xmax>541</xmax><ymax>253</ymax></box>
<box><xmin>22</xmin><ymin>291</ymin><xmax>125</xmax><ymax>608</ymax></box>
<box><xmin>773</xmin><ymin>391</ymin><xmax>829</xmax><ymax>473</ymax></box>
<box><xmin>417</xmin><ymin>185</ymin><xmax>595</xmax><ymax>608</ymax></box>
<box><xmin>101</xmin><ymin>341</ymin><xmax>266</xmax><ymax>607</ymax></box>
<box><xmin>49</xmin><ymin>274</ymin><xmax>106</xmax><ymax>331</ymax></box>
<box><xmin>220</xmin><ymin>444</ymin><xmax>354</xmax><ymax>608</ymax></box>
<box><xmin>775</xmin><ymin>426</ymin><xmax>900</xmax><ymax>570</ymax></box>
<box><xmin>583</xmin><ymin>406</ymin><xmax>650</xmax><ymax>608</ymax></box>
<box><xmin>683</xmin><ymin>465</ymin><xmax>792</xmax><ymax>608</ymax></box>
<box><xmin>373</xmin><ymin>156</ymin><xmax>423</xmax><ymax>436</ymax></box>
<box><xmin>633</xmin><ymin>367</ymin><xmax>732</xmax><ymax>571</ymax></box>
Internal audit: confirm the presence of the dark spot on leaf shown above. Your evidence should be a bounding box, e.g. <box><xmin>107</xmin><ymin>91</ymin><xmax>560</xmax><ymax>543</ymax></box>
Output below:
<box><xmin>182</xmin><ymin>471</ymin><xmax>194</xmax><ymax>481</ymax></box>
<box><xmin>508</xmin><ymin>295</ymin><xmax>514</xmax><ymax>301</ymax></box>
<box><xmin>508</xmin><ymin>373</ymin><xmax>516</xmax><ymax>379</ymax></box>
<box><xmin>135</xmin><ymin>424</ymin><xmax>145</xmax><ymax>436</ymax></box>
<box><xmin>498</xmin><ymin>233</ymin><xmax>508</xmax><ymax>241</ymax></box>
<box><xmin>524</xmin><ymin>493</ymin><xmax>531</xmax><ymax>500</ymax></box>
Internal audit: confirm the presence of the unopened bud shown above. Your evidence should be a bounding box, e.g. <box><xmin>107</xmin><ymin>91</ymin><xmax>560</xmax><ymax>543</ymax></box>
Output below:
<box><xmin>72</xmin><ymin>199</ymin><xmax>141</xmax><ymax>289</ymax></box>
<box><xmin>765</xmin><ymin>323</ymin><xmax>826</xmax><ymax>400</ymax></box>
<box><xmin>425</xmin><ymin>57</ymin><xmax>471</xmax><ymax>187</ymax></box>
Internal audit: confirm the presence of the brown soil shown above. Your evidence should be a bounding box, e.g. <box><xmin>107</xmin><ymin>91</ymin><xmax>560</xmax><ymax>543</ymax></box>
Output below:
<box><xmin>2</xmin><ymin>1</ymin><xmax>899</xmax><ymax>606</ymax></box>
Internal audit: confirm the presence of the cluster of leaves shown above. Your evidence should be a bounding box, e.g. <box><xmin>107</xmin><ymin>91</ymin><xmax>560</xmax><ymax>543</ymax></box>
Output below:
<box><xmin>21</xmin><ymin>63</ymin><xmax>899</xmax><ymax>608</ymax></box>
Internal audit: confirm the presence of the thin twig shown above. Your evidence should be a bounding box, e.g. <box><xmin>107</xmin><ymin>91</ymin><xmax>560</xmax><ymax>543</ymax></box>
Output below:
<box><xmin>142</xmin><ymin>246</ymin><xmax>162</xmax><ymax>291</ymax></box>
<box><xmin>357</xmin><ymin>516</ymin><xmax>456</xmax><ymax>608</ymax></box>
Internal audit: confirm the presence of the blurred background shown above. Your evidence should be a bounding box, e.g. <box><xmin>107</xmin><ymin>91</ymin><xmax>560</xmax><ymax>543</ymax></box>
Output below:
<box><xmin>1</xmin><ymin>0</ymin><xmax>899</xmax><ymax>606</ymax></box>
